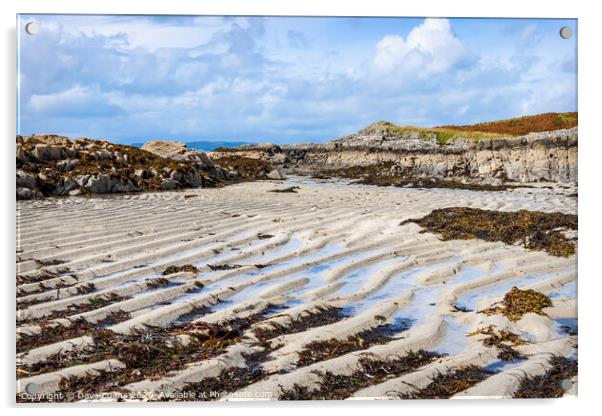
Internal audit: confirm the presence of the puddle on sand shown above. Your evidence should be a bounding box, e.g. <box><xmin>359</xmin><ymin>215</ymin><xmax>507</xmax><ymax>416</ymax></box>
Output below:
<box><xmin>484</xmin><ymin>357</ymin><xmax>526</xmax><ymax>373</ymax></box>
<box><xmin>548</xmin><ymin>280</ymin><xmax>577</xmax><ymax>299</ymax></box>
<box><xmin>554</xmin><ymin>317</ymin><xmax>578</xmax><ymax>336</ymax></box>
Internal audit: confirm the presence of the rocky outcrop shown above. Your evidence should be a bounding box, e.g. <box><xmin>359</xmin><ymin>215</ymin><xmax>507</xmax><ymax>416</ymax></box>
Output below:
<box><xmin>141</xmin><ymin>140</ymin><xmax>214</xmax><ymax>167</ymax></box>
<box><xmin>15</xmin><ymin>135</ymin><xmax>231</xmax><ymax>200</ymax></box>
<box><xmin>210</xmin><ymin>127</ymin><xmax>578</xmax><ymax>184</ymax></box>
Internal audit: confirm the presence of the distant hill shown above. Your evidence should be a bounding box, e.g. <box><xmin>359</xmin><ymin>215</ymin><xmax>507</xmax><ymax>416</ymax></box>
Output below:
<box><xmin>436</xmin><ymin>112</ymin><xmax>577</xmax><ymax>136</ymax></box>
<box><xmin>132</xmin><ymin>140</ymin><xmax>252</xmax><ymax>152</ymax></box>
<box><xmin>354</xmin><ymin>112</ymin><xmax>578</xmax><ymax>145</ymax></box>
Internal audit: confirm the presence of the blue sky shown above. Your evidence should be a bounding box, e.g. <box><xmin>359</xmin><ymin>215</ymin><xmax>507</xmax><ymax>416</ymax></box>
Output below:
<box><xmin>17</xmin><ymin>15</ymin><xmax>577</xmax><ymax>144</ymax></box>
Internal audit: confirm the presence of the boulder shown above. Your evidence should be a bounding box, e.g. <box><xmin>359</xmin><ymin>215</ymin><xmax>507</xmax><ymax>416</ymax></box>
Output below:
<box><xmin>111</xmin><ymin>179</ymin><xmax>138</xmax><ymax>193</ymax></box>
<box><xmin>267</xmin><ymin>168</ymin><xmax>287</xmax><ymax>180</ymax></box>
<box><xmin>161</xmin><ymin>178</ymin><xmax>179</xmax><ymax>190</ymax></box>
<box><xmin>142</xmin><ymin>140</ymin><xmax>214</xmax><ymax>167</ymax></box>
<box><xmin>183</xmin><ymin>171</ymin><xmax>203</xmax><ymax>187</ymax></box>
<box><xmin>85</xmin><ymin>174</ymin><xmax>111</xmax><ymax>193</ymax></box>
<box><xmin>56</xmin><ymin>159</ymin><xmax>80</xmax><ymax>172</ymax></box>
<box><xmin>30</xmin><ymin>144</ymin><xmax>65</xmax><ymax>161</ymax></box>
<box><xmin>17</xmin><ymin>187</ymin><xmax>34</xmax><ymax>199</ymax></box>
<box><xmin>16</xmin><ymin>170</ymin><xmax>37</xmax><ymax>189</ymax></box>
<box><xmin>75</xmin><ymin>175</ymin><xmax>91</xmax><ymax>187</ymax></box>
<box><xmin>16</xmin><ymin>144</ymin><xmax>28</xmax><ymax>162</ymax></box>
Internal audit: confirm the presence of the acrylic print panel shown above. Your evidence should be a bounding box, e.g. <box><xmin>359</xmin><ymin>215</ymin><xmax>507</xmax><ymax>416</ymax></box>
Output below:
<box><xmin>16</xmin><ymin>14</ymin><xmax>577</xmax><ymax>403</ymax></box>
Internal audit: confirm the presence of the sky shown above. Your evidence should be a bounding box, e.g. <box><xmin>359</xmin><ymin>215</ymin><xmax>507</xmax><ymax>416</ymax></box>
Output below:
<box><xmin>17</xmin><ymin>15</ymin><xmax>577</xmax><ymax>144</ymax></box>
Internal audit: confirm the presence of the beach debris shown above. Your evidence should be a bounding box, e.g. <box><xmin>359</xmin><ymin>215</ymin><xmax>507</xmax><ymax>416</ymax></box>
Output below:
<box><xmin>207</xmin><ymin>263</ymin><xmax>243</xmax><ymax>271</ymax></box>
<box><xmin>17</xmin><ymin>292</ymin><xmax>131</xmax><ymax>326</ymax></box>
<box><xmin>296</xmin><ymin>321</ymin><xmax>410</xmax><ymax>367</ymax></box>
<box><xmin>396</xmin><ymin>365</ymin><xmax>495</xmax><ymax>399</ymax></box>
<box><xmin>162</xmin><ymin>264</ymin><xmax>198</xmax><ymax>275</ymax></box>
<box><xmin>145</xmin><ymin>277</ymin><xmax>173</xmax><ymax>289</ymax></box>
<box><xmin>269</xmin><ymin>186</ymin><xmax>299</xmax><ymax>193</ymax></box>
<box><xmin>279</xmin><ymin>350</ymin><xmax>440</xmax><ymax>400</ymax></box>
<box><xmin>257</xmin><ymin>233</ymin><xmax>275</xmax><ymax>239</ymax></box>
<box><xmin>401</xmin><ymin>207</ymin><xmax>577</xmax><ymax>257</ymax></box>
<box><xmin>253</xmin><ymin>306</ymin><xmax>348</xmax><ymax>341</ymax></box>
<box><xmin>480</xmin><ymin>287</ymin><xmax>553</xmax><ymax>322</ymax></box>
<box><xmin>513</xmin><ymin>356</ymin><xmax>577</xmax><ymax>398</ymax></box>
<box><xmin>468</xmin><ymin>325</ymin><xmax>528</xmax><ymax>360</ymax></box>
<box><xmin>167</xmin><ymin>350</ymin><xmax>270</xmax><ymax>401</ymax></box>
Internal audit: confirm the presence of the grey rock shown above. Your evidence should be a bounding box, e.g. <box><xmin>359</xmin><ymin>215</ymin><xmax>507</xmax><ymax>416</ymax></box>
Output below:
<box><xmin>161</xmin><ymin>178</ymin><xmax>179</xmax><ymax>190</ymax></box>
<box><xmin>183</xmin><ymin>171</ymin><xmax>203</xmax><ymax>187</ymax></box>
<box><xmin>56</xmin><ymin>159</ymin><xmax>80</xmax><ymax>172</ymax></box>
<box><xmin>63</xmin><ymin>178</ymin><xmax>78</xmax><ymax>192</ymax></box>
<box><xmin>17</xmin><ymin>187</ymin><xmax>35</xmax><ymax>199</ymax></box>
<box><xmin>169</xmin><ymin>170</ymin><xmax>183</xmax><ymax>182</ymax></box>
<box><xmin>16</xmin><ymin>170</ymin><xmax>37</xmax><ymax>189</ymax></box>
<box><xmin>111</xmin><ymin>179</ymin><xmax>137</xmax><ymax>193</ymax></box>
<box><xmin>30</xmin><ymin>144</ymin><xmax>65</xmax><ymax>161</ymax></box>
<box><xmin>85</xmin><ymin>174</ymin><xmax>111</xmax><ymax>193</ymax></box>
<box><xmin>75</xmin><ymin>175</ymin><xmax>91</xmax><ymax>187</ymax></box>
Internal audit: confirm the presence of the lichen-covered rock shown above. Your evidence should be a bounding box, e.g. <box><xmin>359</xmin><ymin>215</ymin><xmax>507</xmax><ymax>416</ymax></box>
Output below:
<box><xmin>15</xmin><ymin>134</ymin><xmax>236</xmax><ymax>200</ymax></box>
<box><xmin>215</xmin><ymin>127</ymin><xmax>578</xmax><ymax>184</ymax></box>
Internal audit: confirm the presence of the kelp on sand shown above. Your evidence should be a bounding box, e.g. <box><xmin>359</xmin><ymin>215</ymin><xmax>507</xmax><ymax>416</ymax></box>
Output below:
<box><xmin>401</xmin><ymin>207</ymin><xmax>577</xmax><ymax>257</ymax></box>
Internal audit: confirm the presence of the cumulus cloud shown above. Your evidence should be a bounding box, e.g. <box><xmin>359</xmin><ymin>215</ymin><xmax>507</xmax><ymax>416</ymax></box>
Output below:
<box><xmin>373</xmin><ymin>18</ymin><xmax>465</xmax><ymax>75</ymax></box>
<box><xmin>17</xmin><ymin>15</ymin><xmax>577</xmax><ymax>143</ymax></box>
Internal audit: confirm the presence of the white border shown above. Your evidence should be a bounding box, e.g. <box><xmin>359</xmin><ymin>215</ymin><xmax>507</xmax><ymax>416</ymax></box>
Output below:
<box><xmin>2</xmin><ymin>1</ymin><xmax>600</xmax><ymax>415</ymax></box>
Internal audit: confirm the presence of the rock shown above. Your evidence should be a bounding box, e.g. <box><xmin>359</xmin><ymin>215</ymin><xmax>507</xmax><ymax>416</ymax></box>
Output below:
<box><xmin>63</xmin><ymin>178</ymin><xmax>78</xmax><ymax>192</ymax></box>
<box><xmin>16</xmin><ymin>144</ymin><xmax>28</xmax><ymax>162</ymax></box>
<box><xmin>68</xmin><ymin>189</ymin><xmax>83</xmax><ymax>196</ymax></box>
<box><xmin>17</xmin><ymin>187</ymin><xmax>35</xmax><ymax>199</ymax></box>
<box><xmin>160</xmin><ymin>178</ymin><xmax>179</xmax><ymax>190</ymax></box>
<box><xmin>30</xmin><ymin>144</ymin><xmax>65</xmax><ymax>161</ymax></box>
<box><xmin>56</xmin><ymin>159</ymin><xmax>80</xmax><ymax>172</ymax></box>
<box><xmin>183</xmin><ymin>171</ymin><xmax>203</xmax><ymax>187</ymax></box>
<box><xmin>85</xmin><ymin>174</ymin><xmax>111</xmax><ymax>193</ymax></box>
<box><xmin>134</xmin><ymin>169</ymin><xmax>147</xmax><ymax>179</ymax></box>
<box><xmin>142</xmin><ymin>140</ymin><xmax>214</xmax><ymax>167</ymax></box>
<box><xmin>75</xmin><ymin>175</ymin><xmax>91</xmax><ymax>187</ymax></box>
<box><xmin>267</xmin><ymin>168</ymin><xmax>287</xmax><ymax>180</ymax></box>
<box><xmin>169</xmin><ymin>170</ymin><xmax>183</xmax><ymax>182</ymax></box>
<box><xmin>111</xmin><ymin>179</ymin><xmax>137</xmax><ymax>193</ymax></box>
<box><xmin>16</xmin><ymin>170</ymin><xmax>37</xmax><ymax>189</ymax></box>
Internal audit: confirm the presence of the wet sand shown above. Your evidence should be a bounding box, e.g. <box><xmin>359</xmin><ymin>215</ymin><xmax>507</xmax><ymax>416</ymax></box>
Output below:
<box><xmin>16</xmin><ymin>178</ymin><xmax>577</xmax><ymax>401</ymax></box>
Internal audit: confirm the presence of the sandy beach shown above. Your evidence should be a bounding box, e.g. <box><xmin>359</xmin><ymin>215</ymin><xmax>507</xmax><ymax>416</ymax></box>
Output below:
<box><xmin>16</xmin><ymin>178</ymin><xmax>577</xmax><ymax>401</ymax></box>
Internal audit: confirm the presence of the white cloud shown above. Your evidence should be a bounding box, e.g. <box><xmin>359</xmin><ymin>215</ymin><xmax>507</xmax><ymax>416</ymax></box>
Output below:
<box><xmin>373</xmin><ymin>18</ymin><xmax>465</xmax><ymax>75</ymax></box>
<box><xmin>373</xmin><ymin>35</ymin><xmax>405</xmax><ymax>72</ymax></box>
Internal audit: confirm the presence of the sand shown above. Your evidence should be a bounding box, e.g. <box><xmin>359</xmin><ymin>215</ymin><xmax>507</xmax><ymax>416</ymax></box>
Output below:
<box><xmin>15</xmin><ymin>178</ymin><xmax>577</xmax><ymax>401</ymax></box>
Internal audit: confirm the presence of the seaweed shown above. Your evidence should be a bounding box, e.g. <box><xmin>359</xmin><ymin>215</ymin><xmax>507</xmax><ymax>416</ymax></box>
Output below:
<box><xmin>279</xmin><ymin>350</ymin><xmax>440</xmax><ymax>400</ymax></box>
<box><xmin>481</xmin><ymin>287</ymin><xmax>553</xmax><ymax>321</ymax></box>
<box><xmin>168</xmin><ymin>350</ymin><xmax>271</xmax><ymax>401</ymax></box>
<box><xmin>296</xmin><ymin>321</ymin><xmax>410</xmax><ymax>367</ymax></box>
<box><xmin>513</xmin><ymin>356</ymin><xmax>577</xmax><ymax>398</ymax></box>
<box><xmin>17</xmin><ymin>292</ymin><xmax>131</xmax><ymax>325</ymax></box>
<box><xmin>401</xmin><ymin>207</ymin><xmax>577</xmax><ymax>257</ymax></box>
<box><xmin>269</xmin><ymin>186</ymin><xmax>299</xmax><ymax>193</ymax></box>
<box><xmin>468</xmin><ymin>325</ymin><xmax>528</xmax><ymax>361</ymax></box>
<box><xmin>162</xmin><ymin>264</ymin><xmax>198</xmax><ymax>275</ymax></box>
<box><xmin>396</xmin><ymin>365</ymin><xmax>494</xmax><ymax>399</ymax></box>
<box><xmin>253</xmin><ymin>306</ymin><xmax>348</xmax><ymax>341</ymax></box>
